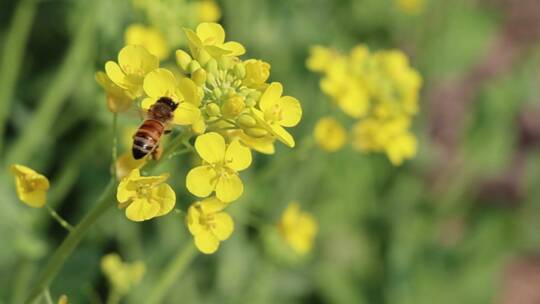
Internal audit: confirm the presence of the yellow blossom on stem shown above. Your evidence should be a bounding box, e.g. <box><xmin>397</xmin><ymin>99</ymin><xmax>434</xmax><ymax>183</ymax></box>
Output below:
<box><xmin>101</xmin><ymin>253</ymin><xmax>145</xmax><ymax>296</ymax></box>
<box><xmin>104</xmin><ymin>45</ymin><xmax>158</xmax><ymax>99</ymax></box>
<box><xmin>95</xmin><ymin>71</ymin><xmax>134</xmax><ymax>113</ymax></box>
<box><xmin>124</xmin><ymin>24</ymin><xmax>170</xmax><ymax>60</ymax></box>
<box><xmin>252</xmin><ymin>82</ymin><xmax>302</xmax><ymax>148</ymax></box>
<box><xmin>395</xmin><ymin>0</ymin><xmax>425</xmax><ymax>15</ymax></box>
<box><xmin>186</xmin><ymin>132</ymin><xmax>251</xmax><ymax>203</ymax></box>
<box><xmin>10</xmin><ymin>164</ymin><xmax>50</xmax><ymax>208</ymax></box>
<box><xmin>116</xmin><ymin>169</ymin><xmax>176</xmax><ymax>222</ymax></box>
<box><xmin>278</xmin><ymin>202</ymin><xmax>318</xmax><ymax>255</ymax></box>
<box><xmin>314</xmin><ymin>116</ymin><xmax>347</xmax><ymax>152</ymax></box>
<box><xmin>186</xmin><ymin>196</ymin><xmax>234</xmax><ymax>254</ymax></box>
<box><xmin>184</xmin><ymin>22</ymin><xmax>245</xmax><ymax>58</ymax></box>
<box><xmin>141</xmin><ymin>68</ymin><xmax>202</xmax><ymax>125</ymax></box>
<box><xmin>306</xmin><ymin>45</ymin><xmax>337</xmax><ymax>72</ymax></box>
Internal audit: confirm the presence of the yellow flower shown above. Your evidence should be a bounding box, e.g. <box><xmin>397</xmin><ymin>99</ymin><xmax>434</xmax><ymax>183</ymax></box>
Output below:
<box><xmin>243</xmin><ymin>59</ymin><xmax>270</xmax><ymax>89</ymax></box>
<box><xmin>395</xmin><ymin>0</ymin><xmax>425</xmax><ymax>15</ymax></box>
<box><xmin>124</xmin><ymin>24</ymin><xmax>169</xmax><ymax>60</ymax></box>
<box><xmin>57</xmin><ymin>294</ymin><xmax>69</xmax><ymax>304</ymax></box>
<box><xmin>141</xmin><ymin>68</ymin><xmax>202</xmax><ymax>125</ymax></box>
<box><xmin>251</xmin><ymin>82</ymin><xmax>302</xmax><ymax>148</ymax></box>
<box><xmin>10</xmin><ymin>164</ymin><xmax>50</xmax><ymax>208</ymax></box>
<box><xmin>195</xmin><ymin>0</ymin><xmax>221</xmax><ymax>22</ymax></box>
<box><xmin>95</xmin><ymin>71</ymin><xmax>134</xmax><ymax>113</ymax></box>
<box><xmin>314</xmin><ymin>117</ymin><xmax>347</xmax><ymax>152</ymax></box>
<box><xmin>105</xmin><ymin>45</ymin><xmax>158</xmax><ymax>98</ymax></box>
<box><xmin>184</xmin><ymin>22</ymin><xmax>245</xmax><ymax>58</ymax></box>
<box><xmin>186</xmin><ymin>196</ymin><xmax>234</xmax><ymax>254</ymax></box>
<box><xmin>186</xmin><ymin>132</ymin><xmax>251</xmax><ymax>203</ymax></box>
<box><xmin>228</xmin><ymin>130</ymin><xmax>275</xmax><ymax>155</ymax></box>
<box><xmin>101</xmin><ymin>253</ymin><xmax>145</xmax><ymax>296</ymax></box>
<box><xmin>116</xmin><ymin>169</ymin><xmax>176</xmax><ymax>222</ymax></box>
<box><xmin>306</xmin><ymin>45</ymin><xmax>336</xmax><ymax>72</ymax></box>
<box><xmin>351</xmin><ymin>117</ymin><xmax>417</xmax><ymax>166</ymax></box>
<box><xmin>278</xmin><ymin>202</ymin><xmax>318</xmax><ymax>255</ymax></box>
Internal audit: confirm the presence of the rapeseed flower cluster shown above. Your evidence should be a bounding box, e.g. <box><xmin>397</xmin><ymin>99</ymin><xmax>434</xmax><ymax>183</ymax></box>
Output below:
<box><xmin>307</xmin><ymin>45</ymin><xmax>422</xmax><ymax>165</ymax></box>
<box><xmin>278</xmin><ymin>202</ymin><xmax>318</xmax><ymax>255</ymax></box>
<box><xmin>96</xmin><ymin>23</ymin><xmax>302</xmax><ymax>254</ymax></box>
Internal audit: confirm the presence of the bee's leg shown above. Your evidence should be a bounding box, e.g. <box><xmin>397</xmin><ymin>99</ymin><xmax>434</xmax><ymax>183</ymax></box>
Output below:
<box><xmin>151</xmin><ymin>145</ymin><xmax>163</xmax><ymax>161</ymax></box>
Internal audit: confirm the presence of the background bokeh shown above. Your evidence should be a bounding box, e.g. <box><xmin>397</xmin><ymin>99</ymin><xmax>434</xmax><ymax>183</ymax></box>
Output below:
<box><xmin>1</xmin><ymin>0</ymin><xmax>540</xmax><ymax>303</ymax></box>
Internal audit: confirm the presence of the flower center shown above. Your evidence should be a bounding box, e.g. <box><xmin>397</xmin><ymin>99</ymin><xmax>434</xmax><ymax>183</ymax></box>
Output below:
<box><xmin>264</xmin><ymin>104</ymin><xmax>282</xmax><ymax>122</ymax></box>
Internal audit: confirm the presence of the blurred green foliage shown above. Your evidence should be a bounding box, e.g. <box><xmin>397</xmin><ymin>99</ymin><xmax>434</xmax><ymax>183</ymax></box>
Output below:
<box><xmin>1</xmin><ymin>0</ymin><xmax>540</xmax><ymax>303</ymax></box>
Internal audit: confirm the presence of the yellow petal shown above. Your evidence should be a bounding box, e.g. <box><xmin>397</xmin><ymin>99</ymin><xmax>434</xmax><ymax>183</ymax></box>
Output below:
<box><xmin>178</xmin><ymin>78</ymin><xmax>201</xmax><ymax>106</ymax></box>
<box><xmin>224</xmin><ymin>140</ymin><xmax>251</xmax><ymax>171</ymax></box>
<box><xmin>196</xmin><ymin>22</ymin><xmax>225</xmax><ymax>45</ymax></box>
<box><xmin>186</xmin><ymin>204</ymin><xmax>205</xmax><ymax>235</ymax></box>
<box><xmin>183</xmin><ymin>28</ymin><xmax>203</xmax><ymax>47</ymax></box>
<box><xmin>204</xmin><ymin>45</ymin><xmax>232</xmax><ymax>57</ymax></box>
<box><xmin>17</xmin><ymin>189</ymin><xmax>47</xmax><ymax>208</ymax></box>
<box><xmin>194</xmin><ymin>230</ymin><xmax>220</xmax><ymax>254</ymax></box>
<box><xmin>222</xmin><ymin>41</ymin><xmax>245</xmax><ymax>56</ymax></box>
<box><xmin>278</xmin><ymin>96</ymin><xmax>302</xmax><ymax>127</ymax></box>
<box><xmin>141</xmin><ymin>97</ymin><xmax>155</xmax><ymax>110</ymax></box>
<box><xmin>259</xmin><ymin>82</ymin><xmax>283</xmax><ymax>112</ymax></box>
<box><xmin>118</xmin><ymin>45</ymin><xmax>158</xmax><ymax>75</ymax></box>
<box><xmin>172</xmin><ymin>103</ymin><xmax>201</xmax><ymax>125</ymax></box>
<box><xmin>271</xmin><ymin>124</ymin><xmax>295</xmax><ymax>148</ymax></box>
<box><xmin>125</xmin><ymin>198</ymin><xmax>160</xmax><ymax>221</ymax></box>
<box><xmin>143</xmin><ymin>68</ymin><xmax>179</xmax><ymax>99</ymax></box>
<box><xmin>194</xmin><ymin>132</ymin><xmax>226</xmax><ymax>164</ymax></box>
<box><xmin>313</xmin><ymin>117</ymin><xmax>347</xmax><ymax>152</ymax></box>
<box><xmin>105</xmin><ymin>61</ymin><xmax>127</xmax><ymax>88</ymax></box>
<box><xmin>153</xmin><ymin>183</ymin><xmax>176</xmax><ymax>217</ymax></box>
<box><xmin>10</xmin><ymin>164</ymin><xmax>50</xmax><ymax>208</ymax></box>
<box><xmin>200</xmin><ymin>196</ymin><xmax>228</xmax><ymax>213</ymax></box>
<box><xmin>211</xmin><ymin>212</ymin><xmax>234</xmax><ymax>241</ymax></box>
<box><xmin>186</xmin><ymin>165</ymin><xmax>217</xmax><ymax>197</ymax></box>
<box><xmin>215</xmin><ymin>174</ymin><xmax>243</xmax><ymax>203</ymax></box>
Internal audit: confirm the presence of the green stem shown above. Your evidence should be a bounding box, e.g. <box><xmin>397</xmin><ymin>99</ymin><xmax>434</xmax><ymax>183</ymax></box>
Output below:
<box><xmin>142</xmin><ymin>131</ymin><xmax>193</xmax><ymax>173</ymax></box>
<box><xmin>146</xmin><ymin>244</ymin><xmax>197</xmax><ymax>304</ymax></box>
<box><xmin>0</xmin><ymin>0</ymin><xmax>38</xmax><ymax>154</ymax></box>
<box><xmin>111</xmin><ymin>114</ymin><xmax>118</xmax><ymax>178</ymax></box>
<box><xmin>45</xmin><ymin>205</ymin><xmax>74</xmax><ymax>232</ymax></box>
<box><xmin>43</xmin><ymin>289</ymin><xmax>53</xmax><ymax>304</ymax></box>
<box><xmin>4</xmin><ymin>0</ymin><xmax>98</xmax><ymax>166</ymax></box>
<box><xmin>25</xmin><ymin>179</ymin><xmax>117</xmax><ymax>304</ymax></box>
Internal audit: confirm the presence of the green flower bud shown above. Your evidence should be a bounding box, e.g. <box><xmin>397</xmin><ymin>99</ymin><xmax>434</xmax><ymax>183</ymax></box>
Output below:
<box><xmin>237</xmin><ymin>114</ymin><xmax>257</xmax><ymax>128</ymax></box>
<box><xmin>197</xmin><ymin>49</ymin><xmax>212</xmax><ymax>66</ymax></box>
<box><xmin>176</xmin><ymin>50</ymin><xmax>192</xmax><ymax>73</ymax></box>
<box><xmin>205</xmin><ymin>103</ymin><xmax>221</xmax><ymax>117</ymax></box>
<box><xmin>233</xmin><ymin>63</ymin><xmax>246</xmax><ymax>79</ymax></box>
<box><xmin>222</xmin><ymin>95</ymin><xmax>246</xmax><ymax>118</ymax></box>
<box><xmin>188</xmin><ymin>60</ymin><xmax>201</xmax><ymax>74</ymax></box>
<box><xmin>205</xmin><ymin>59</ymin><xmax>218</xmax><ymax>75</ymax></box>
<box><xmin>191</xmin><ymin>69</ymin><xmax>207</xmax><ymax>86</ymax></box>
<box><xmin>213</xmin><ymin>87</ymin><xmax>222</xmax><ymax>99</ymax></box>
<box><xmin>245</xmin><ymin>97</ymin><xmax>256</xmax><ymax>107</ymax></box>
<box><xmin>207</xmin><ymin>73</ymin><xmax>217</xmax><ymax>87</ymax></box>
<box><xmin>245</xmin><ymin>127</ymin><xmax>269</xmax><ymax>138</ymax></box>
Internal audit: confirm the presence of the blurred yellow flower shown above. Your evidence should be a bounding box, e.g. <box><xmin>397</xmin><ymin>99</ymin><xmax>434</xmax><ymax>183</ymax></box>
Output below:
<box><xmin>395</xmin><ymin>0</ymin><xmax>425</xmax><ymax>15</ymax></box>
<box><xmin>308</xmin><ymin>44</ymin><xmax>421</xmax><ymax>165</ymax></box>
<box><xmin>101</xmin><ymin>253</ymin><xmax>145</xmax><ymax>296</ymax></box>
<box><xmin>105</xmin><ymin>45</ymin><xmax>158</xmax><ymax>98</ymax></box>
<box><xmin>116</xmin><ymin>169</ymin><xmax>176</xmax><ymax>221</ymax></box>
<box><xmin>57</xmin><ymin>294</ymin><xmax>68</xmax><ymax>304</ymax></box>
<box><xmin>141</xmin><ymin>68</ymin><xmax>202</xmax><ymax>125</ymax></box>
<box><xmin>125</xmin><ymin>24</ymin><xmax>170</xmax><ymax>60</ymax></box>
<box><xmin>186</xmin><ymin>132</ymin><xmax>251</xmax><ymax>203</ymax></box>
<box><xmin>115</xmin><ymin>153</ymin><xmax>146</xmax><ymax>180</ymax></box>
<box><xmin>186</xmin><ymin>196</ymin><xmax>234</xmax><ymax>254</ymax></box>
<box><xmin>314</xmin><ymin>117</ymin><xmax>347</xmax><ymax>152</ymax></box>
<box><xmin>184</xmin><ymin>22</ymin><xmax>245</xmax><ymax>58</ymax></box>
<box><xmin>95</xmin><ymin>71</ymin><xmax>134</xmax><ymax>113</ymax></box>
<box><xmin>252</xmin><ymin>82</ymin><xmax>302</xmax><ymax>148</ymax></box>
<box><xmin>278</xmin><ymin>202</ymin><xmax>318</xmax><ymax>255</ymax></box>
<box><xmin>10</xmin><ymin>164</ymin><xmax>50</xmax><ymax>208</ymax></box>
<box><xmin>351</xmin><ymin>117</ymin><xmax>417</xmax><ymax>166</ymax></box>
<box><xmin>195</xmin><ymin>0</ymin><xmax>221</xmax><ymax>22</ymax></box>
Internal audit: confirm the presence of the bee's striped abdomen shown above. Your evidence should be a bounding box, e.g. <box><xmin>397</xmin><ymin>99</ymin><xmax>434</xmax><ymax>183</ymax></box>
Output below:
<box><xmin>132</xmin><ymin>119</ymin><xmax>165</xmax><ymax>159</ymax></box>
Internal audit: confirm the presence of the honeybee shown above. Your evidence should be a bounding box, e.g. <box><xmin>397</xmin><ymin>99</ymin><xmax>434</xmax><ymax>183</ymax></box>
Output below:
<box><xmin>132</xmin><ymin>97</ymin><xmax>178</xmax><ymax>159</ymax></box>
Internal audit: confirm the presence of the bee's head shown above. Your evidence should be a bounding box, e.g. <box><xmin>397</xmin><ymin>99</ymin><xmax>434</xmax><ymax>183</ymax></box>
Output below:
<box><xmin>156</xmin><ymin>97</ymin><xmax>179</xmax><ymax>111</ymax></box>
